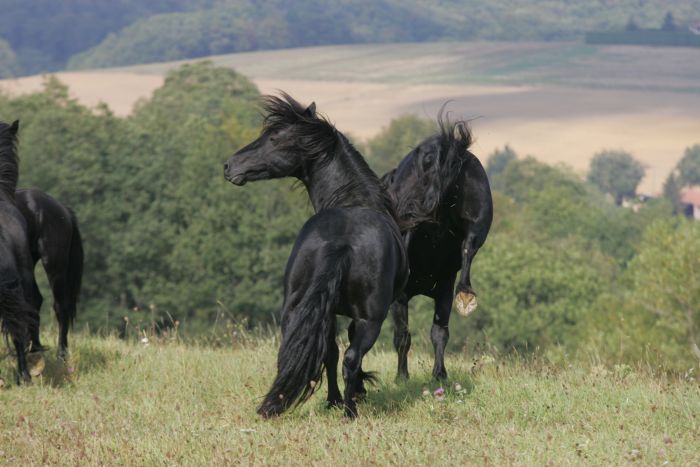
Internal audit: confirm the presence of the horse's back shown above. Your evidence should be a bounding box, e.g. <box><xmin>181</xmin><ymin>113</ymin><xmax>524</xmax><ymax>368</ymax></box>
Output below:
<box><xmin>284</xmin><ymin>207</ymin><xmax>407</xmax><ymax>319</ymax></box>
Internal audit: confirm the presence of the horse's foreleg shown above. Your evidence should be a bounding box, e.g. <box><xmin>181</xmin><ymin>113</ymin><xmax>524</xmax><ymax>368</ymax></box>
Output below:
<box><xmin>431</xmin><ymin>274</ymin><xmax>456</xmax><ymax>380</ymax></box>
<box><xmin>343</xmin><ymin>319</ymin><xmax>381</xmax><ymax>418</ymax></box>
<box><xmin>455</xmin><ymin>236</ymin><xmax>478</xmax><ymax>317</ymax></box>
<box><xmin>390</xmin><ymin>295</ymin><xmax>411</xmax><ymax>380</ymax></box>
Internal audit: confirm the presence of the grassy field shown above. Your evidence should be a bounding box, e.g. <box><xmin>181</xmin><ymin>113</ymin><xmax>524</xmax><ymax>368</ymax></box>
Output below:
<box><xmin>1</xmin><ymin>333</ymin><xmax>698</xmax><ymax>465</ymax></box>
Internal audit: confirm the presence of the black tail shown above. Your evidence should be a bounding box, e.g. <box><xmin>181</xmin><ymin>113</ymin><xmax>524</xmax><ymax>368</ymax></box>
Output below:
<box><xmin>64</xmin><ymin>208</ymin><xmax>83</xmax><ymax>328</ymax></box>
<box><xmin>258</xmin><ymin>247</ymin><xmax>351</xmax><ymax>418</ymax></box>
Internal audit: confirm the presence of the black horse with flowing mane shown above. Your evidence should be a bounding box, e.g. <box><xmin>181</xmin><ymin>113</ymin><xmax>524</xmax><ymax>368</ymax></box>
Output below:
<box><xmin>382</xmin><ymin>114</ymin><xmax>492</xmax><ymax>380</ymax></box>
<box><xmin>0</xmin><ymin>120</ymin><xmax>36</xmax><ymax>383</ymax></box>
<box><xmin>224</xmin><ymin>94</ymin><xmax>408</xmax><ymax>418</ymax></box>
<box><xmin>16</xmin><ymin>188</ymin><xmax>83</xmax><ymax>359</ymax></box>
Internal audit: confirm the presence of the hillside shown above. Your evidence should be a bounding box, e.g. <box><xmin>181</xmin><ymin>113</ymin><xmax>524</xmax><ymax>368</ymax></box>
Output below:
<box><xmin>1</xmin><ymin>334</ymin><xmax>698</xmax><ymax>464</ymax></box>
<box><xmin>67</xmin><ymin>0</ymin><xmax>700</xmax><ymax>70</ymax></box>
<box><xmin>1</xmin><ymin>0</ymin><xmax>699</xmax><ymax>74</ymax></box>
<box><xmin>2</xmin><ymin>42</ymin><xmax>698</xmax><ymax>193</ymax></box>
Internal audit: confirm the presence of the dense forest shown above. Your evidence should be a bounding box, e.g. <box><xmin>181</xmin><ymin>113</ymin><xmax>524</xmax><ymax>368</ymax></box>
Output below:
<box><xmin>0</xmin><ymin>0</ymin><xmax>699</xmax><ymax>74</ymax></box>
<box><xmin>1</xmin><ymin>61</ymin><xmax>698</xmax><ymax>370</ymax></box>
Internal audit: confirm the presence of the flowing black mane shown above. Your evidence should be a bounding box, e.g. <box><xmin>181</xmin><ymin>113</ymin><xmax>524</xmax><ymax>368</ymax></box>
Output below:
<box><xmin>384</xmin><ymin>111</ymin><xmax>474</xmax><ymax>230</ymax></box>
<box><xmin>262</xmin><ymin>93</ymin><xmax>397</xmax><ymax>218</ymax></box>
<box><xmin>436</xmin><ymin>110</ymin><xmax>474</xmax><ymax>184</ymax></box>
<box><xmin>0</xmin><ymin>122</ymin><xmax>19</xmax><ymax>200</ymax></box>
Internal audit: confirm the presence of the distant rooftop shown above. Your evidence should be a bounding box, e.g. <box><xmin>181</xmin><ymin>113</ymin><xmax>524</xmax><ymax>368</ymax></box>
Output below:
<box><xmin>680</xmin><ymin>187</ymin><xmax>700</xmax><ymax>206</ymax></box>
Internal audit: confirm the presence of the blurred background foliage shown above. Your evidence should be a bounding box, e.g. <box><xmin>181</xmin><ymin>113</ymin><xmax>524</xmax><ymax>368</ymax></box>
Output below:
<box><xmin>1</xmin><ymin>61</ymin><xmax>698</xmax><ymax>371</ymax></box>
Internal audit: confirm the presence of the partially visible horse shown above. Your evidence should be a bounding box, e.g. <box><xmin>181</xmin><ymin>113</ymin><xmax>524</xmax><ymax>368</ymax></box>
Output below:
<box><xmin>16</xmin><ymin>188</ymin><xmax>83</xmax><ymax>359</ymax></box>
<box><xmin>382</xmin><ymin>115</ymin><xmax>492</xmax><ymax>380</ymax></box>
<box><xmin>224</xmin><ymin>94</ymin><xmax>408</xmax><ymax>418</ymax></box>
<box><xmin>0</xmin><ymin>120</ymin><xmax>36</xmax><ymax>383</ymax></box>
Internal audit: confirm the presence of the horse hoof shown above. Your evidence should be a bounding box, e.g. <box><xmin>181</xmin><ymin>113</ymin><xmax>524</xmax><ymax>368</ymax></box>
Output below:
<box><xmin>326</xmin><ymin>398</ymin><xmax>343</xmax><ymax>409</ymax></box>
<box><xmin>29</xmin><ymin>344</ymin><xmax>47</xmax><ymax>354</ymax></box>
<box><xmin>28</xmin><ymin>354</ymin><xmax>46</xmax><ymax>377</ymax></box>
<box><xmin>455</xmin><ymin>291</ymin><xmax>478</xmax><ymax>317</ymax></box>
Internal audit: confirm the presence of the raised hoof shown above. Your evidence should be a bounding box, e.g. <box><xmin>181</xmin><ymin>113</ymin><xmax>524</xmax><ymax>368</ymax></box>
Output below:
<box><xmin>455</xmin><ymin>291</ymin><xmax>478</xmax><ymax>317</ymax></box>
<box><xmin>28</xmin><ymin>353</ymin><xmax>46</xmax><ymax>377</ymax></box>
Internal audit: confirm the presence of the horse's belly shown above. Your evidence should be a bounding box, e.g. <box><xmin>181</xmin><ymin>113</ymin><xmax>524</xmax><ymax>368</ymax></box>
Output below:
<box><xmin>405</xmin><ymin>229</ymin><xmax>461</xmax><ymax>297</ymax></box>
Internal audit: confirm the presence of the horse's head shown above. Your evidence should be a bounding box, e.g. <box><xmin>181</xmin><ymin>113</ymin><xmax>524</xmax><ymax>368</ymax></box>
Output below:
<box><xmin>224</xmin><ymin>94</ymin><xmax>321</xmax><ymax>186</ymax></box>
<box><xmin>384</xmin><ymin>118</ymin><xmax>472</xmax><ymax>229</ymax></box>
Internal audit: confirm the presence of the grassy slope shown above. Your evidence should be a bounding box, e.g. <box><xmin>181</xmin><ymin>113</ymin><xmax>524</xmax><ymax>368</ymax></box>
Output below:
<box><xmin>116</xmin><ymin>41</ymin><xmax>700</xmax><ymax>94</ymax></box>
<box><xmin>1</xmin><ymin>335</ymin><xmax>698</xmax><ymax>464</ymax></box>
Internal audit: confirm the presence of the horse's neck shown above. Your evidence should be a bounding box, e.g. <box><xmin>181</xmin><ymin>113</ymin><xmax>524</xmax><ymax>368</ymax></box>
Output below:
<box><xmin>0</xmin><ymin>147</ymin><xmax>19</xmax><ymax>201</ymax></box>
<box><xmin>303</xmin><ymin>148</ymin><xmax>379</xmax><ymax>212</ymax></box>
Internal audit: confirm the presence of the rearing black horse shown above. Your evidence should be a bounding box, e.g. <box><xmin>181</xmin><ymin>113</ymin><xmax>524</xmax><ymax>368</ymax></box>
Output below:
<box><xmin>0</xmin><ymin>120</ymin><xmax>36</xmax><ymax>383</ymax></box>
<box><xmin>382</xmin><ymin>115</ymin><xmax>492</xmax><ymax>380</ymax></box>
<box><xmin>224</xmin><ymin>94</ymin><xmax>408</xmax><ymax>418</ymax></box>
<box><xmin>16</xmin><ymin>188</ymin><xmax>84</xmax><ymax>359</ymax></box>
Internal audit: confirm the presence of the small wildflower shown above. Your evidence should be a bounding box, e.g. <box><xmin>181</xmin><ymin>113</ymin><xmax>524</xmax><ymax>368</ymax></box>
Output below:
<box><xmin>67</xmin><ymin>367</ymin><xmax>76</xmax><ymax>375</ymax></box>
<box><xmin>141</xmin><ymin>337</ymin><xmax>150</xmax><ymax>346</ymax></box>
<box><xmin>433</xmin><ymin>387</ymin><xmax>445</xmax><ymax>397</ymax></box>
<box><xmin>422</xmin><ymin>388</ymin><xmax>430</xmax><ymax>397</ymax></box>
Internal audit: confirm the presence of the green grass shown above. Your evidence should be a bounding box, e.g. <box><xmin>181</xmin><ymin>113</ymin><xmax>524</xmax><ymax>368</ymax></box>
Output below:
<box><xmin>1</xmin><ymin>334</ymin><xmax>699</xmax><ymax>464</ymax></box>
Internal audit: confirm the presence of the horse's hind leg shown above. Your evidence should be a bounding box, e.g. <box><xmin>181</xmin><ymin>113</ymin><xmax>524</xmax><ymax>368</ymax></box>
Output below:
<box><xmin>431</xmin><ymin>272</ymin><xmax>456</xmax><ymax>380</ymax></box>
<box><xmin>50</xmin><ymin>276</ymin><xmax>73</xmax><ymax>359</ymax></box>
<box><xmin>455</xmin><ymin>234</ymin><xmax>479</xmax><ymax>317</ymax></box>
<box><xmin>27</xmin><ymin>278</ymin><xmax>45</xmax><ymax>353</ymax></box>
<box><xmin>326</xmin><ymin>321</ymin><xmax>343</xmax><ymax>409</ymax></box>
<box><xmin>347</xmin><ymin>321</ymin><xmax>368</xmax><ymax>398</ymax></box>
<box><xmin>342</xmin><ymin>319</ymin><xmax>382</xmax><ymax>418</ymax></box>
<box><xmin>391</xmin><ymin>294</ymin><xmax>411</xmax><ymax>380</ymax></box>
<box><xmin>13</xmin><ymin>335</ymin><xmax>31</xmax><ymax>384</ymax></box>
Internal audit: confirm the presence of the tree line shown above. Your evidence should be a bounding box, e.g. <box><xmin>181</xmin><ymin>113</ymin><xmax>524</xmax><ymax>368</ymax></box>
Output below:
<box><xmin>1</xmin><ymin>0</ymin><xmax>699</xmax><ymax>75</ymax></box>
<box><xmin>1</xmin><ymin>61</ymin><xmax>698</xmax><ymax>370</ymax></box>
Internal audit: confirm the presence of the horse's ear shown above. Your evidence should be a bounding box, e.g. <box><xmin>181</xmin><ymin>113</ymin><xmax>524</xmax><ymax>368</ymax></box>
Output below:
<box><xmin>305</xmin><ymin>102</ymin><xmax>316</xmax><ymax>118</ymax></box>
<box><xmin>9</xmin><ymin>120</ymin><xmax>19</xmax><ymax>135</ymax></box>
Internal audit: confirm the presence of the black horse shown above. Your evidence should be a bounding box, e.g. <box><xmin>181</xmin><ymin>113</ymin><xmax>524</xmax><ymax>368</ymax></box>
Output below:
<box><xmin>0</xmin><ymin>120</ymin><xmax>36</xmax><ymax>383</ymax></box>
<box><xmin>16</xmin><ymin>188</ymin><xmax>83</xmax><ymax>359</ymax></box>
<box><xmin>382</xmin><ymin>116</ymin><xmax>492</xmax><ymax>380</ymax></box>
<box><xmin>224</xmin><ymin>94</ymin><xmax>408</xmax><ymax>418</ymax></box>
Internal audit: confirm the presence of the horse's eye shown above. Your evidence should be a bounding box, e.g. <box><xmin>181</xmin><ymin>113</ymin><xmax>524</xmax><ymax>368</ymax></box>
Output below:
<box><xmin>423</xmin><ymin>153</ymin><xmax>434</xmax><ymax>166</ymax></box>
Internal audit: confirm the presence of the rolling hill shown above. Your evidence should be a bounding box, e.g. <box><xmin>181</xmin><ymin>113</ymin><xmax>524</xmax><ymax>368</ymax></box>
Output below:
<box><xmin>1</xmin><ymin>41</ymin><xmax>699</xmax><ymax>193</ymax></box>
